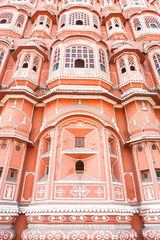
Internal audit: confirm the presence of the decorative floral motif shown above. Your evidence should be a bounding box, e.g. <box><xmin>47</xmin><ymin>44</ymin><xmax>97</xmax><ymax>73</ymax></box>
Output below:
<box><xmin>68</xmin><ymin>231</ymin><xmax>89</xmax><ymax>240</ymax></box>
<box><xmin>117</xmin><ymin>230</ymin><xmax>137</xmax><ymax>240</ymax></box>
<box><xmin>92</xmin><ymin>230</ymin><xmax>114</xmax><ymax>239</ymax></box>
<box><xmin>144</xmin><ymin>216</ymin><xmax>160</xmax><ymax>222</ymax></box>
<box><xmin>143</xmin><ymin>229</ymin><xmax>160</xmax><ymax>240</ymax></box>
<box><xmin>22</xmin><ymin>229</ymin><xmax>138</xmax><ymax>240</ymax></box>
<box><xmin>70</xmin><ymin>186</ymin><xmax>89</xmax><ymax>197</ymax></box>
<box><xmin>0</xmin><ymin>230</ymin><xmax>16</xmax><ymax>240</ymax></box>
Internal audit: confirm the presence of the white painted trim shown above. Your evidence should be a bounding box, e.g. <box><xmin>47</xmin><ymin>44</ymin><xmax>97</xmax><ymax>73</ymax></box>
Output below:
<box><xmin>153</xmin><ymin>105</ymin><xmax>160</xmax><ymax>109</ymax></box>
<box><xmin>1</xmin><ymin>94</ymin><xmax>37</xmax><ymax>105</ymax></box>
<box><xmin>121</xmin><ymin>97</ymin><xmax>156</xmax><ymax>106</ymax></box>
<box><xmin>43</xmin><ymin>94</ymin><xmax>117</xmax><ymax>105</ymax></box>
<box><xmin>35</xmin><ymin>103</ymin><xmax>45</xmax><ymax>107</ymax></box>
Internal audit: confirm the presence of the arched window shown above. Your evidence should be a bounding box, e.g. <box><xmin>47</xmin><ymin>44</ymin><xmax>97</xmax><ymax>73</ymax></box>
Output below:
<box><xmin>1</xmin><ymin>143</ymin><xmax>6</xmax><ymax>149</ymax></box>
<box><xmin>69</xmin><ymin>13</ymin><xmax>90</xmax><ymax>26</ymax></box>
<box><xmin>99</xmin><ymin>49</ymin><xmax>106</xmax><ymax>72</ymax></box>
<box><xmin>32</xmin><ymin>56</ymin><xmax>39</xmax><ymax>72</ymax></box>
<box><xmin>75</xmin><ymin>59</ymin><xmax>84</xmax><ymax>68</ymax></box>
<box><xmin>151</xmin><ymin>23</ymin><xmax>158</xmax><ymax>28</ymax></box>
<box><xmin>76</xmin><ymin>20</ymin><xmax>83</xmax><ymax>25</ymax></box>
<box><xmin>53</xmin><ymin>48</ymin><xmax>60</xmax><ymax>71</ymax></box>
<box><xmin>75</xmin><ymin>160</ymin><xmax>84</xmax><ymax>173</ymax></box>
<box><xmin>108</xmin><ymin>20</ymin><xmax>112</xmax><ymax>30</ymax></box>
<box><xmin>138</xmin><ymin>145</ymin><xmax>143</xmax><ymax>152</ymax></box>
<box><xmin>65</xmin><ymin>46</ymin><xmax>94</xmax><ymax>68</ymax></box>
<box><xmin>0</xmin><ymin>12</ymin><xmax>13</xmax><ymax>24</ymax></box>
<box><xmin>15</xmin><ymin>145</ymin><xmax>21</xmax><ymax>151</ymax></box>
<box><xmin>0</xmin><ymin>48</ymin><xmax>5</xmax><ymax>67</ymax></box>
<box><xmin>133</xmin><ymin>18</ymin><xmax>142</xmax><ymax>31</ymax></box>
<box><xmin>39</xmin><ymin>16</ymin><xmax>44</xmax><ymax>25</ymax></box>
<box><xmin>128</xmin><ymin>56</ymin><xmax>136</xmax><ymax>71</ymax></box>
<box><xmin>46</xmin><ymin>18</ymin><xmax>51</xmax><ymax>28</ymax></box>
<box><xmin>119</xmin><ymin>58</ymin><xmax>126</xmax><ymax>74</ymax></box>
<box><xmin>114</xmin><ymin>18</ymin><xmax>119</xmax><ymax>27</ymax></box>
<box><xmin>152</xmin><ymin>144</ymin><xmax>157</xmax><ymax>150</ymax></box>
<box><xmin>22</xmin><ymin>54</ymin><xmax>31</xmax><ymax>69</ymax></box>
<box><xmin>93</xmin><ymin>15</ymin><xmax>98</xmax><ymax>29</ymax></box>
<box><xmin>22</xmin><ymin>63</ymin><xmax>28</xmax><ymax>68</ymax></box>
<box><xmin>144</xmin><ymin>16</ymin><xmax>160</xmax><ymax>29</ymax></box>
<box><xmin>60</xmin><ymin>15</ymin><xmax>66</xmax><ymax>28</ymax></box>
<box><xmin>153</xmin><ymin>53</ymin><xmax>160</xmax><ymax>76</ymax></box>
<box><xmin>15</xmin><ymin>14</ymin><xmax>25</xmax><ymax>28</ymax></box>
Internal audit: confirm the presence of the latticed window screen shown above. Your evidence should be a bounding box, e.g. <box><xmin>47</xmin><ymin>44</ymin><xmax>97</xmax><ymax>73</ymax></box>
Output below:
<box><xmin>128</xmin><ymin>56</ymin><xmax>136</xmax><ymax>70</ymax></box>
<box><xmin>119</xmin><ymin>58</ymin><xmax>126</xmax><ymax>74</ymax></box>
<box><xmin>46</xmin><ymin>18</ymin><xmax>51</xmax><ymax>28</ymax></box>
<box><xmin>144</xmin><ymin>16</ymin><xmax>160</xmax><ymax>28</ymax></box>
<box><xmin>133</xmin><ymin>18</ymin><xmax>142</xmax><ymax>31</ymax></box>
<box><xmin>69</xmin><ymin>13</ymin><xmax>90</xmax><ymax>25</ymax></box>
<box><xmin>99</xmin><ymin>49</ymin><xmax>106</xmax><ymax>72</ymax></box>
<box><xmin>39</xmin><ymin>16</ymin><xmax>45</xmax><ymax>25</ymax></box>
<box><xmin>15</xmin><ymin>14</ymin><xmax>25</xmax><ymax>28</ymax></box>
<box><xmin>32</xmin><ymin>56</ymin><xmax>39</xmax><ymax>72</ymax></box>
<box><xmin>153</xmin><ymin>53</ymin><xmax>160</xmax><ymax>76</ymax></box>
<box><xmin>23</xmin><ymin>54</ymin><xmax>31</xmax><ymax>63</ymax></box>
<box><xmin>0</xmin><ymin>49</ymin><xmax>5</xmax><ymax>67</ymax></box>
<box><xmin>22</xmin><ymin>54</ymin><xmax>31</xmax><ymax>68</ymax></box>
<box><xmin>53</xmin><ymin>48</ymin><xmax>60</xmax><ymax>71</ymax></box>
<box><xmin>93</xmin><ymin>15</ymin><xmax>98</xmax><ymax>28</ymax></box>
<box><xmin>75</xmin><ymin>137</ymin><xmax>84</xmax><ymax>148</ymax></box>
<box><xmin>114</xmin><ymin>18</ymin><xmax>120</xmax><ymax>27</ymax></box>
<box><xmin>65</xmin><ymin>46</ymin><xmax>94</xmax><ymax>68</ymax></box>
<box><xmin>108</xmin><ymin>20</ymin><xmax>112</xmax><ymax>30</ymax></box>
<box><xmin>0</xmin><ymin>12</ymin><xmax>13</xmax><ymax>24</ymax></box>
<box><xmin>60</xmin><ymin>15</ymin><xmax>66</xmax><ymax>27</ymax></box>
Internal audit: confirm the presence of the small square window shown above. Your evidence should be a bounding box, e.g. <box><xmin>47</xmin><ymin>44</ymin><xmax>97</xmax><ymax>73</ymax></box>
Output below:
<box><xmin>75</xmin><ymin>137</ymin><xmax>84</xmax><ymax>148</ymax></box>
<box><xmin>15</xmin><ymin>145</ymin><xmax>20</xmax><ymax>151</ymax></box>
<box><xmin>156</xmin><ymin>171</ymin><xmax>160</xmax><ymax>178</ymax></box>
<box><xmin>1</xmin><ymin>143</ymin><xmax>6</xmax><ymax>149</ymax></box>
<box><xmin>10</xmin><ymin>171</ymin><xmax>15</xmax><ymax>178</ymax></box>
<box><xmin>143</xmin><ymin>172</ymin><xmax>149</xmax><ymax>179</ymax></box>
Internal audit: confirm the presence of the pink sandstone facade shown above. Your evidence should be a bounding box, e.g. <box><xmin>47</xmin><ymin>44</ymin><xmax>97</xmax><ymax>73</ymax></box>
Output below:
<box><xmin>0</xmin><ymin>0</ymin><xmax>160</xmax><ymax>239</ymax></box>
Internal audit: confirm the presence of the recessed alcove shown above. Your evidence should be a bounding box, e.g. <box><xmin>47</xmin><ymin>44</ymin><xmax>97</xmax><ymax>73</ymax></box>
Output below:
<box><xmin>38</xmin><ymin>135</ymin><xmax>51</xmax><ymax>182</ymax></box>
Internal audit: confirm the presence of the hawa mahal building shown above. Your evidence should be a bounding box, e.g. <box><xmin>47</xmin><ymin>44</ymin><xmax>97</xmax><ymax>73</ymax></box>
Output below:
<box><xmin>1</xmin><ymin>0</ymin><xmax>160</xmax><ymax>239</ymax></box>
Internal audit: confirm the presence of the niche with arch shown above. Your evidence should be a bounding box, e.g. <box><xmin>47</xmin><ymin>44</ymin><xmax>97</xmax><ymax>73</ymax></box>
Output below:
<box><xmin>108</xmin><ymin>135</ymin><xmax>121</xmax><ymax>183</ymax></box>
<box><xmin>75</xmin><ymin>160</ymin><xmax>84</xmax><ymax>173</ymax></box>
<box><xmin>38</xmin><ymin>135</ymin><xmax>51</xmax><ymax>182</ymax></box>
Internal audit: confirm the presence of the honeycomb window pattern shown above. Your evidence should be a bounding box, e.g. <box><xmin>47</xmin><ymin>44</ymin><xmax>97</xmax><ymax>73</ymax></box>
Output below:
<box><xmin>53</xmin><ymin>48</ymin><xmax>60</xmax><ymax>71</ymax></box>
<box><xmin>153</xmin><ymin>53</ymin><xmax>160</xmax><ymax>76</ymax></box>
<box><xmin>0</xmin><ymin>12</ymin><xmax>13</xmax><ymax>24</ymax></box>
<box><xmin>15</xmin><ymin>14</ymin><xmax>25</xmax><ymax>28</ymax></box>
<box><xmin>65</xmin><ymin>46</ymin><xmax>94</xmax><ymax>68</ymax></box>
<box><xmin>133</xmin><ymin>18</ymin><xmax>142</xmax><ymax>31</ymax></box>
<box><xmin>144</xmin><ymin>16</ymin><xmax>160</xmax><ymax>29</ymax></box>
<box><xmin>0</xmin><ymin>49</ymin><xmax>5</xmax><ymax>67</ymax></box>
<box><xmin>69</xmin><ymin>13</ymin><xmax>90</xmax><ymax>26</ymax></box>
<box><xmin>99</xmin><ymin>49</ymin><xmax>106</xmax><ymax>72</ymax></box>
